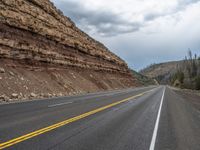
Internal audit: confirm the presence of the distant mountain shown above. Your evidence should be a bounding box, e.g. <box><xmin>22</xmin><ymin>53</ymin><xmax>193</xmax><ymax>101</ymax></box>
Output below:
<box><xmin>131</xmin><ymin>70</ymin><xmax>157</xmax><ymax>86</ymax></box>
<box><xmin>140</xmin><ymin>54</ymin><xmax>200</xmax><ymax>90</ymax></box>
<box><xmin>140</xmin><ymin>61</ymin><xmax>184</xmax><ymax>84</ymax></box>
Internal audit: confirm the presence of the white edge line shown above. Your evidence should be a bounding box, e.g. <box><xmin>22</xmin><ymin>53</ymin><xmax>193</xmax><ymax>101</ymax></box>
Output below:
<box><xmin>48</xmin><ymin>101</ymin><xmax>73</xmax><ymax>108</ymax></box>
<box><xmin>149</xmin><ymin>87</ymin><xmax>166</xmax><ymax>150</ymax></box>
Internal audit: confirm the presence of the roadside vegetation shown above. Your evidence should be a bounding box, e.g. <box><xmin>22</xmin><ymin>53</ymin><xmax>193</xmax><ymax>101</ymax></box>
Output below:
<box><xmin>170</xmin><ymin>50</ymin><xmax>200</xmax><ymax>90</ymax></box>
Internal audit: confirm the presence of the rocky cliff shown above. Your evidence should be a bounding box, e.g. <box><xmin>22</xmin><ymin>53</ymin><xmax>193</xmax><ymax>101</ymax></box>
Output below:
<box><xmin>0</xmin><ymin>0</ymin><xmax>137</xmax><ymax>102</ymax></box>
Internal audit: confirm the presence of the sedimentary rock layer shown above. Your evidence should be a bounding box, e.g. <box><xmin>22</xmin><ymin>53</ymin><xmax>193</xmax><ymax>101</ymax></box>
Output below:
<box><xmin>0</xmin><ymin>0</ymin><xmax>137</xmax><ymax>101</ymax></box>
<box><xmin>0</xmin><ymin>0</ymin><xmax>129</xmax><ymax>73</ymax></box>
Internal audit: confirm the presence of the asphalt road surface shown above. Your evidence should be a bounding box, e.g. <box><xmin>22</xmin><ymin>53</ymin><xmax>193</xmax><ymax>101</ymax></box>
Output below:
<box><xmin>0</xmin><ymin>86</ymin><xmax>200</xmax><ymax>150</ymax></box>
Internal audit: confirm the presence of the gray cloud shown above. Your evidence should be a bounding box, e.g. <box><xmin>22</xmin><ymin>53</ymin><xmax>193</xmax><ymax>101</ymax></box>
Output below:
<box><xmin>52</xmin><ymin>0</ymin><xmax>200</xmax><ymax>37</ymax></box>
<box><xmin>52</xmin><ymin>0</ymin><xmax>142</xmax><ymax>36</ymax></box>
<box><xmin>179</xmin><ymin>0</ymin><xmax>200</xmax><ymax>5</ymax></box>
<box><xmin>176</xmin><ymin>0</ymin><xmax>200</xmax><ymax>12</ymax></box>
<box><xmin>144</xmin><ymin>0</ymin><xmax>200</xmax><ymax>21</ymax></box>
<box><xmin>51</xmin><ymin>0</ymin><xmax>200</xmax><ymax>70</ymax></box>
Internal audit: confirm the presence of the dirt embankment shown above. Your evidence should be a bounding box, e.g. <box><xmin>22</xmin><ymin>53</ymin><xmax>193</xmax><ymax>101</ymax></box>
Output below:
<box><xmin>173</xmin><ymin>88</ymin><xmax>200</xmax><ymax>111</ymax></box>
<box><xmin>0</xmin><ymin>0</ymin><xmax>138</xmax><ymax>102</ymax></box>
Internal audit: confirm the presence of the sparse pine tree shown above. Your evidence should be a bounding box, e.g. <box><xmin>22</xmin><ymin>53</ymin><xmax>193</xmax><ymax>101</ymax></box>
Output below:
<box><xmin>185</xmin><ymin>50</ymin><xmax>198</xmax><ymax>78</ymax></box>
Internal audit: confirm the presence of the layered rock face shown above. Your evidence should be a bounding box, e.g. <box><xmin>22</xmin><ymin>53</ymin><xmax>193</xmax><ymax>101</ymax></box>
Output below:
<box><xmin>0</xmin><ymin>0</ymin><xmax>137</xmax><ymax>101</ymax></box>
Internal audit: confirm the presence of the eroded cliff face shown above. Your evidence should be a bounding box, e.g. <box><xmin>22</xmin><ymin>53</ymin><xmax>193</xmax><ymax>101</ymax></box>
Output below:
<box><xmin>0</xmin><ymin>0</ymin><xmax>137</xmax><ymax>102</ymax></box>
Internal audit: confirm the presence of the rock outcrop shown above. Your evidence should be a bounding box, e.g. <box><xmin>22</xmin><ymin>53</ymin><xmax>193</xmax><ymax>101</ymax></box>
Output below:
<box><xmin>0</xmin><ymin>0</ymin><xmax>137</xmax><ymax>102</ymax></box>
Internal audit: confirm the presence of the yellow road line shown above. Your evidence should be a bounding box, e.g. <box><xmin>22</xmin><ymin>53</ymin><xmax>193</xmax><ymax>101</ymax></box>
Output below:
<box><xmin>0</xmin><ymin>90</ymin><xmax>151</xmax><ymax>149</ymax></box>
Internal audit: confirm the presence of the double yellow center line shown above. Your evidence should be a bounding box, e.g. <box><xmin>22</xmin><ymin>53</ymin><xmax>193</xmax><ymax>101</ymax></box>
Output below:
<box><xmin>0</xmin><ymin>90</ymin><xmax>151</xmax><ymax>149</ymax></box>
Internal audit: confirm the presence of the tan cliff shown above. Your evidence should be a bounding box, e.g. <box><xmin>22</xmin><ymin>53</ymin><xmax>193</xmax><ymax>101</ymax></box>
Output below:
<box><xmin>0</xmin><ymin>0</ymin><xmax>137</xmax><ymax>102</ymax></box>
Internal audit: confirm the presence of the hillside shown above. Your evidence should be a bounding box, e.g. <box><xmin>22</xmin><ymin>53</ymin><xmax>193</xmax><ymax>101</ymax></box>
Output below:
<box><xmin>131</xmin><ymin>70</ymin><xmax>157</xmax><ymax>86</ymax></box>
<box><xmin>141</xmin><ymin>52</ymin><xmax>200</xmax><ymax>90</ymax></box>
<box><xmin>0</xmin><ymin>0</ymin><xmax>137</xmax><ymax>102</ymax></box>
<box><xmin>140</xmin><ymin>61</ymin><xmax>183</xmax><ymax>84</ymax></box>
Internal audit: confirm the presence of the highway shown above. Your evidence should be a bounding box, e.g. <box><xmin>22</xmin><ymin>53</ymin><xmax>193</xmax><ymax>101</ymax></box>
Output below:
<box><xmin>0</xmin><ymin>86</ymin><xmax>200</xmax><ymax>150</ymax></box>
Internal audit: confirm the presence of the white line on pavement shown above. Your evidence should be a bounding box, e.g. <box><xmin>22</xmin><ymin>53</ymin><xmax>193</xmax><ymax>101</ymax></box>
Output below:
<box><xmin>48</xmin><ymin>101</ymin><xmax>73</xmax><ymax>108</ymax></box>
<box><xmin>149</xmin><ymin>87</ymin><xmax>166</xmax><ymax>150</ymax></box>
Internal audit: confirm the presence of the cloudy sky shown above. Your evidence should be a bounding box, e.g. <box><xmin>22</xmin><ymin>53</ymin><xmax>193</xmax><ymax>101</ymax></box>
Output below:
<box><xmin>51</xmin><ymin>0</ymin><xmax>200</xmax><ymax>71</ymax></box>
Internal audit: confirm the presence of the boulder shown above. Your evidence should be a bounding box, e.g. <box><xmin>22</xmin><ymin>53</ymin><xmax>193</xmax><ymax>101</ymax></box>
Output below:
<box><xmin>11</xmin><ymin>93</ymin><xmax>18</xmax><ymax>99</ymax></box>
<box><xmin>9</xmin><ymin>71</ymin><xmax>15</xmax><ymax>76</ymax></box>
<box><xmin>0</xmin><ymin>68</ymin><xmax>5</xmax><ymax>73</ymax></box>
<box><xmin>0</xmin><ymin>95</ymin><xmax>7</xmax><ymax>101</ymax></box>
<box><xmin>30</xmin><ymin>93</ymin><xmax>37</xmax><ymax>97</ymax></box>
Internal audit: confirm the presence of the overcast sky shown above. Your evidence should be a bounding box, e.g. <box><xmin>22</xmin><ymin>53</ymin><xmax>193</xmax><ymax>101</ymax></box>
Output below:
<box><xmin>51</xmin><ymin>0</ymin><xmax>200</xmax><ymax>71</ymax></box>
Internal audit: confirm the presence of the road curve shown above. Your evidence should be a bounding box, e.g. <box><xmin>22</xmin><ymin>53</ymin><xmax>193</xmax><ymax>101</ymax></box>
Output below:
<box><xmin>0</xmin><ymin>86</ymin><xmax>200</xmax><ymax>150</ymax></box>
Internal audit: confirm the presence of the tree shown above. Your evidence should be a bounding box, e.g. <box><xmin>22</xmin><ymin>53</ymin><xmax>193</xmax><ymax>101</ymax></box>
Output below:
<box><xmin>185</xmin><ymin>50</ymin><xmax>198</xmax><ymax>78</ymax></box>
<box><xmin>171</xmin><ymin>70</ymin><xmax>184</xmax><ymax>86</ymax></box>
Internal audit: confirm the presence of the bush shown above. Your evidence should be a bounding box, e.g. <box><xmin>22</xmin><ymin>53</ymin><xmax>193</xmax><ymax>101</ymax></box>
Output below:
<box><xmin>195</xmin><ymin>76</ymin><xmax>200</xmax><ymax>90</ymax></box>
<box><xmin>171</xmin><ymin>71</ymin><xmax>185</xmax><ymax>85</ymax></box>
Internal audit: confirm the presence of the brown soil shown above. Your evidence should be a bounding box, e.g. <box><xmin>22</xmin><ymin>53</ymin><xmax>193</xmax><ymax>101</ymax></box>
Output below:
<box><xmin>0</xmin><ymin>59</ymin><xmax>138</xmax><ymax>102</ymax></box>
<box><xmin>173</xmin><ymin>89</ymin><xmax>200</xmax><ymax>111</ymax></box>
